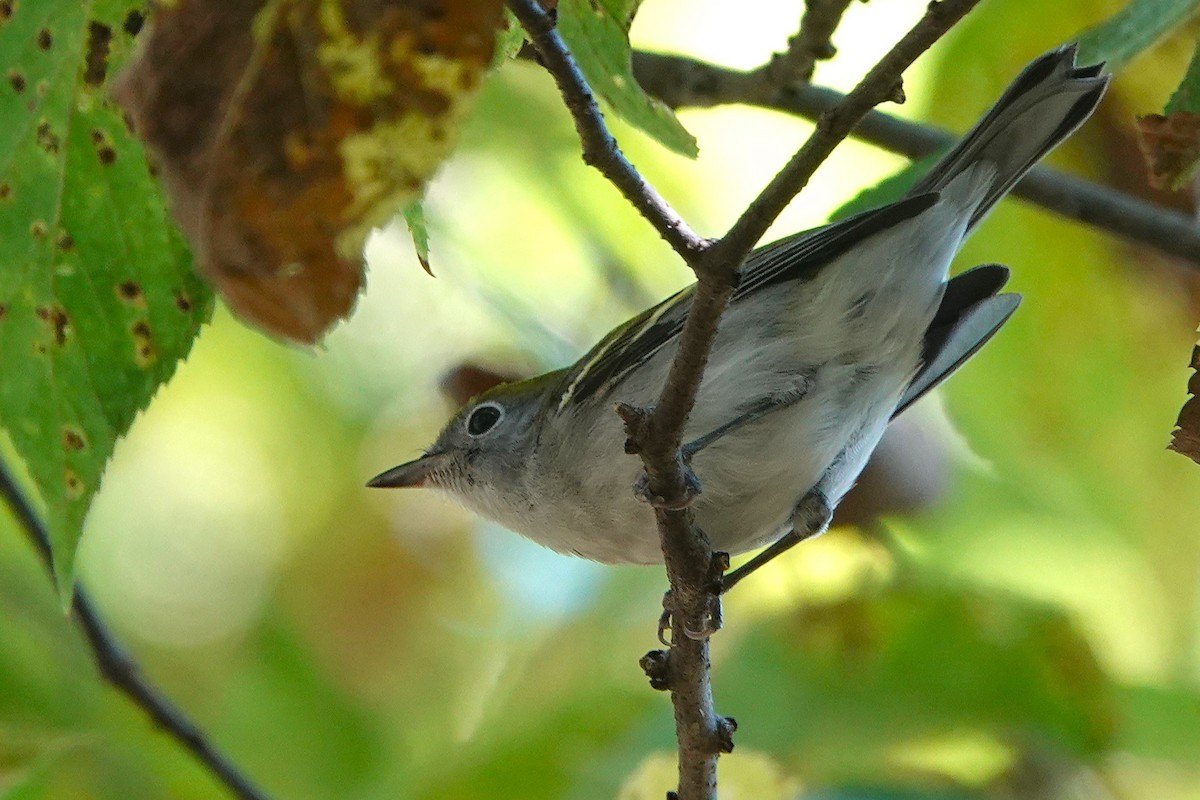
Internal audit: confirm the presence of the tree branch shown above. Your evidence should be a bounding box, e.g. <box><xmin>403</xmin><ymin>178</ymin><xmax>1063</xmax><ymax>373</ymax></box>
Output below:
<box><xmin>515</xmin><ymin>1</ymin><xmax>983</xmax><ymax>798</ymax></box>
<box><xmin>505</xmin><ymin>0</ymin><xmax>707</xmax><ymax>263</ymax></box>
<box><xmin>0</xmin><ymin>459</ymin><xmax>272</xmax><ymax>800</ymax></box>
<box><xmin>630</xmin><ymin>50</ymin><xmax>1200</xmax><ymax>265</ymax></box>
<box><xmin>757</xmin><ymin>0</ymin><xmax>855</xmax><ymax>86</ymax></box>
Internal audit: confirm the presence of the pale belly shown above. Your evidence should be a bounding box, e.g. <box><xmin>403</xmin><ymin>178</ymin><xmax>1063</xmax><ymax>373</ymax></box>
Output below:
<box><xmin>509</xmin><ymin>358</ymin><xmax>910</xmax><ymax>565</ymax></box>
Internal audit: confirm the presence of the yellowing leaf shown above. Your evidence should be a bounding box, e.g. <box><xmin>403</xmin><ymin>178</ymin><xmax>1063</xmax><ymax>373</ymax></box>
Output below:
<box><xmin>116</xmin><ymin>0</ymin><xmax>507</xmax><ymax>343</ymax></box>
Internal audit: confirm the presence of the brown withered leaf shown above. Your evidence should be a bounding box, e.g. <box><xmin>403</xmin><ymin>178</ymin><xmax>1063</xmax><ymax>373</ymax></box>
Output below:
<box><xmin>1135</xmin><ymin>112</ymin><xmax>1200</xmax><ymax>192</ymax></box>
<box><xmin>1168</xmin><ymin>343</ymin><xmax>1200</xmax><ymax>465</ymax></box>
<box><xmin>116</xmin><ymin>0</ymin><xmax>505</xmax><ymax>342</ymax></box>
<box><xmin>439</xmin><ymin>362</ymin><xmax>525</xmax><ymax>406</ymax></box>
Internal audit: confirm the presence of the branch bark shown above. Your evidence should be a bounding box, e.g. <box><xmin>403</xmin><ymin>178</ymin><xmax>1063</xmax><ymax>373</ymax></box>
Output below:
<box><xmin>0</xmin><ymin>459</ymin><xmax>272</xmax><ymax>800</ymax></box>
<box><xmin>630</xmin><ymin>50</ymin><xmax>1200</xmax><ymax>265</ymax></box>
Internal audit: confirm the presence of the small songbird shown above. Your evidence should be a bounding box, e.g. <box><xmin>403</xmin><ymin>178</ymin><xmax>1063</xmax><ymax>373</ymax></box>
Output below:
<box><xmin>370</xmin><ymin>46</ymin><xmax>1108</xmax><ymax>584</ymax></box>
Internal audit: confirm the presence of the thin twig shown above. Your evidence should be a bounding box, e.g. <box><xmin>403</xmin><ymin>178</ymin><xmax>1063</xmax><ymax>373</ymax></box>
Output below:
<box><xmin>506</xmin><ymin>0</ymin><xmax>707</xmax><ymax>263</ymax></box>
<box><xmin>0</xmin><ymin>459</ymin><xmax>272</xmax><ymax>800</ymax></box>
<box><xmin>630</xmin><ymin>50</ymin><xmax>1200</xmax><ymax>264</ymax></box>
<box><xmin>757</xmin><ymin>0</ymin><xmax>856</xmax><ymax>86</ymax></box>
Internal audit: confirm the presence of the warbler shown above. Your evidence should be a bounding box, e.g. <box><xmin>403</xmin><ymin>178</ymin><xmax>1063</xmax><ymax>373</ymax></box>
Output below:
<box><xmin>370</xmin><ymin>46</ymin><xmax>1108</xmax><ymax>578</ymax></box>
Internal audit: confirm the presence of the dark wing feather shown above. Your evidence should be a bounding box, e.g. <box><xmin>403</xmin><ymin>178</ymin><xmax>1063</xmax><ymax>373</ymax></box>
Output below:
<box><xmin>554</xmin><ymin>192</ymin><xmax>940</xmax><ymax>409</ymax></box>
<box><xmin>893</xmin><ymin>263</ymin><xmax>1020</xmax><ymax>417</ymax></box>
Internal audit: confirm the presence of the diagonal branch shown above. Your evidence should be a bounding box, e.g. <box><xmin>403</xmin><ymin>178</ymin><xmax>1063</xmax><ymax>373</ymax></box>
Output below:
<box><xmin>505</xmin><ymin>0</ymin><xmax>707</xmax><ymax>263</ymax></box>
<box><xmin>630</xmin><ymin>50</ymin><xmax>1200</xmax><ymax>265</ymax></box>
<box><xmin>0</xmin><ymin>459</ymin><xmax>272</xmax><ymax>800</ymax></box>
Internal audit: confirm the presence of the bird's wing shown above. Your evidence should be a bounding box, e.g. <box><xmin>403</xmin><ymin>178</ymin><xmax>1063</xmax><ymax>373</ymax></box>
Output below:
<box><xmin>553</xmin><ymin>192</ymin><xmax>940</xmax><ymax>410</ymax></box>
<box><xmin>671</xmin><ymin>264</ymin><xmax>1019</xmax><ymax>457</ymax></box>
<box><xmin>892</xmin><ymin>263</ymin><xmax>1020</xmax><ymax>416</ymax></box>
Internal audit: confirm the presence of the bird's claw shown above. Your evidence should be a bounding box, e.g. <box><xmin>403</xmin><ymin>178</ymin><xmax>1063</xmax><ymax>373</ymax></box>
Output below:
<box><xmin>633</xmin><ymin>464</ymin><xmax>702</xmax><ymax>511</ymax></box>
<box><xmin>660</xmin><ymin>591</ymin><xmax>722</xmax><ymax>643</ymax></box>
<box><xmin>657</xmin><ymin>553</ymin><xmax>728</xmax><ymax>643</ymax></box>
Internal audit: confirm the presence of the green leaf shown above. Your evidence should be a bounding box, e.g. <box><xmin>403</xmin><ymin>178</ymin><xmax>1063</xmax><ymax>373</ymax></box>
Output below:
<box><xmin>402</xmin><ymin>200</ymin><xmax>432</xmax><ymax>276</ymax></box>
<box><xmin>555</xmin><ymin>0</ymin><xmax>698</xmax><ymax>157</ymax></box>
<box><xmin>492</xmin><ymin>8</ymin><xmax>527</xmax><ymax>68</ymax></box>
<box><xmin>1075</xmin><ymin>0</ymin><xmax>1200</xmax><ymax>71</ymax></box>
<box><xmin>0</xmin><ymin>0</ymin><xmax>211</xmax><ymax>598</ymax></box>
<box><xmin>1165</xmin><ymin>42</ymin><xmax>1200</xmax><ymax>114</ymax></box>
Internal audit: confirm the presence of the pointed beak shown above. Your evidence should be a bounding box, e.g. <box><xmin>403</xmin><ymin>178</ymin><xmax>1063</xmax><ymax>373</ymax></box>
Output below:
<box><xmin>367</xmin><ymin>452</ymin><xmax>452</xmax><ymax>489</ymax></box>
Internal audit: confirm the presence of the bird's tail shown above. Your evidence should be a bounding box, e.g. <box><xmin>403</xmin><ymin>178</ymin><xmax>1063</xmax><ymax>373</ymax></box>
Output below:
<box><xmin>909</xmin><ymin>44</ymin><xmax>1109</xmax><ymax>232</ymax></box>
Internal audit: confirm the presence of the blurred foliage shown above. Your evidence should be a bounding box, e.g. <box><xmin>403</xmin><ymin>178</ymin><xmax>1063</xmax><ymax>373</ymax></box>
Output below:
<box><xmin>3</xmin><ymin>0</ymin><xmax>1200</xmax><ymax>799</ymax></box>
<box><xmin>1075</xmin><ymin>0</ymin><xmax>1200</xmax><ymax>69</ymax></box>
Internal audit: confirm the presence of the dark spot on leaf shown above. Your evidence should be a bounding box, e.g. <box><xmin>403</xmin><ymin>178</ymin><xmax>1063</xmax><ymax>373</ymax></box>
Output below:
<box><xmin>8</xmin><ymin>70</ymin><xmax>24</xmax><ymax>93</ymax></box>
<box><xmin>0</xmin><ymin>2</ymin><xmax>12</xmax><ymax>21</ymax></box>
<box><xmin>55</xmin><ymin>231</ymin><xmax>74</xmax><ymax>251</ymax></box>
<box><xmin>0</xmin><ymin>184</ymin><xmax>10</xmax><ymax>201</ymax></box>
<box><xmin>174</xmin><ymin>292</ymin><xmax>193</xmax><ymax>312</ymax></box>
<box><xmin>62</xmin><ymin>426</ymin><xmax>87</xmax><ymax>451</ymax></box>
<box><xmin>36</xmin><ymin>28</ymin><xmax>51</xmax><ymax>50</ymax></box>
<box><xmin>65</xmin><ymin>469</ymin><xmax>83</xmax><ymax>500</ymax></box>
<box><xmin>116</xmin><ymin>280</ymin><xmax>145</xmax><ymax>306</ymax></box>
<box><xmin>0</xmin><ymin>304</ymin><xmax>7</xmax><ymax>320</ymax></box>
<box><xmin>91</xmin><ymin>128</ymin><xmax>117</xmax><ymax>164</ymax></box>
<box><xmin>131</xmin><ymin>319</ymin><xmax>158</xmax><ymax>366</ymax></box>
<box><xmin>84</xmin><ymin>21</ymin><xmax>112</xmax><ymax>86</ymax></box>
<box><xmin>33</xmin><ymin>342</ymin><xmax>46</xmax><ymax>354</ymax></box>
<box><xmin>30</xmin><ymin>220</ymin><xmax>46</xmax><ymax>238</ymax></box>
<box><xmin>37</xmin><ymin>305</ymin><xmax>70</xmax><ymax>345</ymax></box>
<box><xmin>123</xmin><ymin>9</ymin><xmax>145</xmax><ymax>36</ymax></box>
<box><xmin>36</xmin><ymin>120</ymin><xmax>60</xmax><ymax>154</ymax></box>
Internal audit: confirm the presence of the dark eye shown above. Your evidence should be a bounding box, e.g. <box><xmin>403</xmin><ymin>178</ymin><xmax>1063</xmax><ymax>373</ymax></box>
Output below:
<box><xmin>466</xmin><ymin>402</ymin><xmax>503</xmax><ymax>436</ymax></box>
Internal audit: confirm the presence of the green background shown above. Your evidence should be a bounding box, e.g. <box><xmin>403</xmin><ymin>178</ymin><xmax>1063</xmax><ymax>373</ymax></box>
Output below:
<box><xmin>3</xmin><ymin>0</ymin><xmax>1200</xmax><ymax>798</ymax></box>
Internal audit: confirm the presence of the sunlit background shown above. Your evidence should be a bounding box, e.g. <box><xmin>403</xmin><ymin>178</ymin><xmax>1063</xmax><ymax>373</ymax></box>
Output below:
<box><xmin>3</xmin><ymin>0</ymin><xmax>1200</xmax><ymax>797</ymax></box>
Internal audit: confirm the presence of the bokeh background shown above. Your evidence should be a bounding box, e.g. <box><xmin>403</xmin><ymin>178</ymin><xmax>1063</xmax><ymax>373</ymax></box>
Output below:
<box><xmin>3</xmin><ymin>0</ymin><xmax>1200</xmax><ymax>797</ymax></box>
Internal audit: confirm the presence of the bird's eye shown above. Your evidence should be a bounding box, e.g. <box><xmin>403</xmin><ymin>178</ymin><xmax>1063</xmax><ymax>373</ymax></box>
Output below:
<box><xmin>466</xmin><ymin>402</ymin><xmax>503</xmax><ymax>436</ymax></box>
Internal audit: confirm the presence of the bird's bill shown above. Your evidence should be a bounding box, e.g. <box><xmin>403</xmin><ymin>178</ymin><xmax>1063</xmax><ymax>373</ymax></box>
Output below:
<box><xmin>367</xmin><ymin>452</ymin><xmax>451</xmax><ymax>488</ymax></box>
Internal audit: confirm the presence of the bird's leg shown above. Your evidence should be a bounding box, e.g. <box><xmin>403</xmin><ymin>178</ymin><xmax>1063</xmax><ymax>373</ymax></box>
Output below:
<box><xmin>720</xmin><ymin>490</ymin><xmax>833</xmax><ymax>593</ymax></box>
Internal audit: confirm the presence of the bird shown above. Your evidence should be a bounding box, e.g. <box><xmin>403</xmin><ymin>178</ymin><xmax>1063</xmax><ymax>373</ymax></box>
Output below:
<box><xmin>369</xmin><ymin>45</ymin><xmax>1109</xmax><ymax>588</ymax></box>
